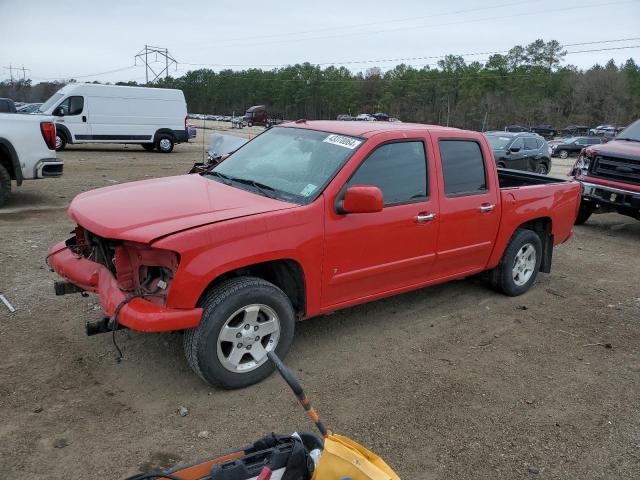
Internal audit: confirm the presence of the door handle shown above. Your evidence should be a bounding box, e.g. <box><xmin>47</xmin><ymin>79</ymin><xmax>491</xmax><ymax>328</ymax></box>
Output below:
<box><xmin>82</xmin><ymin>115</ymin><xmax>87</xmax><ymax>122</ymax></box>
<box><xmin>479</xmin><ymin>204</ymin><xmax>495</xmax><ymax>213</ymax></box>
<box><xmin>415</xmin><ymin>213</ymin><xmax>436</xmax><ymax>222</ymax></box>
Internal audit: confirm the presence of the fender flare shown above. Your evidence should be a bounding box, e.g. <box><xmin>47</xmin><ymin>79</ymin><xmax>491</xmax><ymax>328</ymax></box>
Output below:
<box><xmin>0</xmin><ymin>138</ymin><xmax>23</xmax><ymax>186</ymax></box>
<box><xmin>55</xmin><ymin>124</ymin><xmax>72</xmax><ymax>144</ymax></box>
<box><xmin>153</xmin><ymin>128</ymin><xmax>176</xmax><ymax>143</ymax></box>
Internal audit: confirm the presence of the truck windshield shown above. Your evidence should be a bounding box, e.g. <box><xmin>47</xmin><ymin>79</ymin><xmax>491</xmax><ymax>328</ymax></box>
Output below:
<box><xmin>38</xmin><ymin>93</ymin><xmax>64</xmax><ymax>113</ymax></box>
<box><xmin>617</xmin><ymin>120</ymin><xmax>640</xmax><ymax>141</ymax></box>
<box><xmin>210</xmin><ymin>127</ymin><xmax>362</xmax><ymax>204</ymax></box>
<box><xmin>486</xmin><ymin>135</ymin><xmax>513</xmax><ymax>150</ymax></box>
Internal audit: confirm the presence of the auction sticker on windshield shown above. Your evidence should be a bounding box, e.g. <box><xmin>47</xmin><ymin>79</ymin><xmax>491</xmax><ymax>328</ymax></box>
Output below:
<box><xmin>323</xmin><ymin>134</ymin><xmax>362</xmax><ymax>149</ymax></box>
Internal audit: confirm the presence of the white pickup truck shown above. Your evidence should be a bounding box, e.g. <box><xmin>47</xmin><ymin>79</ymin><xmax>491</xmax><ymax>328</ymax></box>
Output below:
<box><xmin>0</xmin><ymin>113</ymin><xmax>62</xmax><ymax>206</ymax></box>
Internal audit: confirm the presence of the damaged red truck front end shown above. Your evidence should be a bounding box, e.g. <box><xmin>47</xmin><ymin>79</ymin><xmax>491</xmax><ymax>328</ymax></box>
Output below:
<box><xmin>48</xmin><ymin>227</ymin><xmax>202</xmax><ymax>334</ymax></box>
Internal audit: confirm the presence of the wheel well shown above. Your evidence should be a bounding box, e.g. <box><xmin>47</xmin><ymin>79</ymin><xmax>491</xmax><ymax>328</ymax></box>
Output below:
<box><xmin>201</xmin><ymin>259</ymin><xmax>306</xmax><ymax>317</ymax></box>
<box><xmin>154</xmin><ymin>129</ymin><xmax>176</xmax><ymax>142</ymax></box>
<box><xmin>0</xmin><ymin>143</ymin><xmax>16</xmax><ymax>180</ymax></box>
<box><xmin>56</xmin><ymin>124</ymin><xmax>70</xmax><ymax>142</ymax></box>
<box><xmin>517</xmin><ymin>217</ymin><xmax>553</xmax><ymax>273</ymax></box>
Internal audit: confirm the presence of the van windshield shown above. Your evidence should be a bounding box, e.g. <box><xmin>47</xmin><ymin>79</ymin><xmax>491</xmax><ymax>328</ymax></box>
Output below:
<box><xmin>209</xmin><ymin>127</ymin><xmax>362</xmax><ymax>204</ymax></box>
<box><xmin>38</xmin><ymin>93</ymin><xmax>64</xmax><ymax>113</ymax></box>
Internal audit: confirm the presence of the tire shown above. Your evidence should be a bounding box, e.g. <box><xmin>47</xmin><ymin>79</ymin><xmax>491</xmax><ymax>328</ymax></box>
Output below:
<box><xmin>247</xmin><ymin>122</ymin><xmax>253</xmax><ymax>127</ymax></box>
<box><xmin>155</xmin><ymin>134</ymin><xmax>174</xmax><ymax>153</ymax></box>
<box><xmin>490</xmin><ymin>229</ymin><xmax>542</xmax><ymax>297</ymax></box>
<box><xmin>558</xmin><ymin>150</ymin><xmax>569</xmax><ymax>159</ymax></box>
<box><xmin>575</xmin><ymin>203</ymin><xmax>593</xmax><ymax>225</ymax></box>
<box><xmin>141</xmin><ymin>143</ymin><xmax>155</xmax><ymax>151</ymax></box>
<box><xmin>183</xmin><ymin>276</ymin><xmax>295</xmax><ymax>389</ymax></box>
<box><xmin>0</xmin><ymin>164</ymin><xmax>11</xmax><ymax>207</ymax></box>
<box><xmin>55</xmin><ymin>132</ymin><xmax>67</xmax><ymax>151</ymax></box>
<box><xmin>535</xmin><ymin>162</ymin><xmax>549</xmax><ymax>175</ymax></box>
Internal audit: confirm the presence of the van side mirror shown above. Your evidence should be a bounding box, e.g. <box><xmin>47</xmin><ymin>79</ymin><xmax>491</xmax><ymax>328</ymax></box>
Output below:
<box><xmin>337</xmin><ymin>185</ymin><xmax>383</xmax><ymax>214</ymax></box>
<box><xmin>53</xmin><ymin>107</ymin><xmax>65</xmax><ymax>117</ymax></box>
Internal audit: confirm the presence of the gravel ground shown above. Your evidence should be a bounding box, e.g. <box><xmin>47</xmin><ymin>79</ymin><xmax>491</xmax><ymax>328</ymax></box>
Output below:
<box><xmin>1</xmin><ymin>125</ymin><xmax>639</xmax><ymax>479</ymax></box>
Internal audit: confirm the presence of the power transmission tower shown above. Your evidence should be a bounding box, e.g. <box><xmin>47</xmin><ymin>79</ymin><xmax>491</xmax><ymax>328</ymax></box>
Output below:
<box><xmin>134</xmin><ymin>45</ymin><xmax>177</xmax><ymax>84</ymax></box>
<box><xmin>2</xmin><ymin>64</ymin><xmax>31</xmax><ymax>84</ymax></box>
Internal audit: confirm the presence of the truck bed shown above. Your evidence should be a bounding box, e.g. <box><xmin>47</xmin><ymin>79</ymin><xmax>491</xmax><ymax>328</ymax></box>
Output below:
<box><xmin>498</xmin><ymin>168</ymin><xmax>570</xmax><ymax>189</ymax></box>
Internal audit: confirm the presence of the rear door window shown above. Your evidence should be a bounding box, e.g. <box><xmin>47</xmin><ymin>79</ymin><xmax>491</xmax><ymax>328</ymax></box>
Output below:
<box><xmin>439</xmin><ymin>140</ymin><xmax>487</xmax><ymax>196</ymax></box>
<box><xmin>348</xmin><ymin>141</ymin><xmax>428</xmax><ymax>205</ymax></box>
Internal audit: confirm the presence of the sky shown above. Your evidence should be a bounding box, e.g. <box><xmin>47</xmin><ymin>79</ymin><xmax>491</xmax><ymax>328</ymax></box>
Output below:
<box><xmin>1</xmin><ymin>0</ymin><xmax>639</xmax><ymax>84</ymax></box>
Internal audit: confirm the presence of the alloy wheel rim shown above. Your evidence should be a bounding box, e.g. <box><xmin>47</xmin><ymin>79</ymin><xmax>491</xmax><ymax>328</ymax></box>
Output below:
<box><xmin>159</xmin><ymin>138</ymin><xmax>171</xmax><ymax>151</ymax></box>
<box><xmin>216</xmin><ymin>304</ymin><xmax>280</xmax><ymax>373</ymax></box>
<box><xmin>55</xmin><ymin>135</ymin><xmax>62</xmax><ymax>149</ymax></box>
<box><xmin>512</xmin><ymin>243</ymin><xmax>536</xmax><ymax>286</ymax></box>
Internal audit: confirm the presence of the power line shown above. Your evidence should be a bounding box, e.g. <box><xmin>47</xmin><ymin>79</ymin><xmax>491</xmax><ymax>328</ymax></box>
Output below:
<box><xmin>198</xmin><ymin>0</ymin><xmax>636</xmax><ymax>50</ymax></box>
<box><xmin>190</xmin><ymin>0</ymin><xmax>531</xmax><ymax>50</ymax></box>
<box><xmin>178</xmin><ymin>37</ymin><xmax>640</xmax><ymax>69</ymax></box>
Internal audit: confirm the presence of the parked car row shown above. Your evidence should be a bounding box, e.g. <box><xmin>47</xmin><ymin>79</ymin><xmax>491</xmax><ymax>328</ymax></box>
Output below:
<box><xmin>337</xmin><ymin>113</ymin><xmax>401</xmax><ymax>122</ymax></box>
<box><xmin>189</xmin><ymin>113</ymin><xmax>235</xmax><ymax>122</ymax></box>
<box><xmin>505</xmin><ymin>123</ymin><xmax>626</xmax><ymax>140</ymax></box>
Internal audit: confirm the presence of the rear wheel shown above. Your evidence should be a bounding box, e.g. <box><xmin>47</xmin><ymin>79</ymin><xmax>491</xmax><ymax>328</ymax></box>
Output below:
<box><xmin>183</xmin><ymin>277</ymin><xmax>295</xmax><ymax>389</ymax></box>
<box><xmin>155</xmin><ymin>134</ymin><xmax>174</xmax><ymax>153</ymax></box>
<box><xmin>0</xmin><ymin>164</ymin><xmax>11</xmax><ymax>207</ymax></box>
<box><xmin>558</xmin><ymin>149</ymin><xmax>569</xmax><ymax>159</ymax></box>
<box><xmin>575</xmin><ymin>203</ymin><xmax>593</xmax><ymax>225</ymax></box>
<box><xmin>141</xmin><ymin>143</ymin><xmax>155</xmax><ymax>151</ymax></box>
<box><xmin>490</xmin><ymin>229</ymin><xmax>542</xmax><ymax>296</ymax></box>
<box><xmin>55</xmin><ymin>132</ymin><xmax>67</xmax><ymax>151</ymax></box>
<box><xmin>535</xmin><ymin>162</ymin><xmax>549</xmax><ymax>175</ymax></box>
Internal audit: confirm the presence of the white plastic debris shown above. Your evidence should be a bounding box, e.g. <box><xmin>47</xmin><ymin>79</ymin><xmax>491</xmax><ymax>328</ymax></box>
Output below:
<box><xmin>0</xmin><ymin>294</ymin><xmax>15</xmax><ymax>313</ymax></box>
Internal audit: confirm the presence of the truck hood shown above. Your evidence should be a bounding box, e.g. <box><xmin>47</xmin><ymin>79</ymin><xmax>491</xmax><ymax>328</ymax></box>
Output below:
<box><xmin>586</xmin><ymin>139</ymin><xmax>640</xmax><ymax>158</ymax></box>
<box><xmin>68</xmin><ymin>174</ymin><xmax>296</xmax><ymax>243</ymax></box>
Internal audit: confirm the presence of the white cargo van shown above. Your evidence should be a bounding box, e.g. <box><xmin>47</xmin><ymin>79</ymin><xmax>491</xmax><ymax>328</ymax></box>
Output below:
<box><xmin>38</xmin><ymin>84</ymin><xmax>188</xmax><ymax>153</ymax></box>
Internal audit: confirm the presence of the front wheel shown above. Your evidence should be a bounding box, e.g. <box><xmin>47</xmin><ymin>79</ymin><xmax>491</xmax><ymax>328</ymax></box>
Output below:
<box><xmin>55</xmin><ymin>132</ymin><xmax>67</xmax><ymax>151</ymax></box>
<box><xmin>558</xmin><ymin>150</ymin><xmax>569</xmax><ymax>159</ymax></box>
<box><xmin>490</xmin><ymin>229</ymin><xmax>542</xmax><ymax>296</ymax></box>
<box><xmin>183</xmin><ymin>277</ymin><xmax>295</xmax><ymax>389</ymax></box>
<box><xmin>575</xmin><ymin>203</ymin><xmax>593</xmax><ymax>225</ymax></box>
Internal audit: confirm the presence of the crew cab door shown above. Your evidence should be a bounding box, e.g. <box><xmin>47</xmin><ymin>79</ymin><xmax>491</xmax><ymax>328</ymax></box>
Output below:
<box><xmin>55</xmin><ymin>95</ymin><xmax>90</xmax><ymax>141</ymax></box>
<box><xmin>431</xmin><ymin>134</ymin><xmax>501</xmax><ymax>278</ymax></box>
<box><xmin>321</xmin><ymin>134</ymin><xmax>439</xmax><ymax>309</ymax></box>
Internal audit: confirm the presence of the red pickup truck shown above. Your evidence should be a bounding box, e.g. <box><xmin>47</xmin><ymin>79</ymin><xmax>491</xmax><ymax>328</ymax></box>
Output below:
<box><xmin>570</xmin><ymin>119</ymin><xmax>640</xmax><ymax>224</ymax></box>
<box><xmin>48</xmin><ymin>121</ymin><xmax>581</xmax><ymax>388</ymax></box>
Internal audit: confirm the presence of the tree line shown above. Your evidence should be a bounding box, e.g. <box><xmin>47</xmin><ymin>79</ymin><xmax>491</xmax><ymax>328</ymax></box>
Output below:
<box><xmin>2</xmin><ymin>40</ymin><xmax>639</xmax><ymax>131</ymax></box>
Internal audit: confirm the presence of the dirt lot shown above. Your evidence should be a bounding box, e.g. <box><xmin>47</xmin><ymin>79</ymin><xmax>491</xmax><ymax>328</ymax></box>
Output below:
<box><xmin>1</xmin><ymin>126</ymin><xmax>639</xmax><ymax>479</ymax></box>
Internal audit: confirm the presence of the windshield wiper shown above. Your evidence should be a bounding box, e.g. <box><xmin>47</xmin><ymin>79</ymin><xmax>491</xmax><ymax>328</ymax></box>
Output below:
<box><xmin>207</xmin><ymin>170</ymin><xmax>233</xmax><ymax>185</ymax></box>
<box><xmin>230</xmin><ymin>177</ymin><xmax>279</xmax><ymax>199</ymax></box>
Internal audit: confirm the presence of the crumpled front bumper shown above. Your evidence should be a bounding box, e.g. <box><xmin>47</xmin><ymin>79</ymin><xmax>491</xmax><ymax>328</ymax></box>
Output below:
<box><xmin>47</xmin><ymin>241</ymin><xmax>202</xmax><ymax>332</ymax></box>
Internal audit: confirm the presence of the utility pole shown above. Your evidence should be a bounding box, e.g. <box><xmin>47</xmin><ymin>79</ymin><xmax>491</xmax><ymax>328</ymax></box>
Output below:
<box><xmin>135</xmin><ymin>45</ymin><xmax>177</xmax><ymax>85</ymax></box>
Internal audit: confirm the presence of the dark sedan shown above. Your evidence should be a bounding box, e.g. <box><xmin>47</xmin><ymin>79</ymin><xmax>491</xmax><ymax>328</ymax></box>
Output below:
<box><xmin>485</xmin><ymin>132</ymin><xmax>551</xmax><ymax>174</ymax></box>
<box><xmin>551</xmin><ymin>136</ymin><xmax>604</xmax><ymax>159</ymax></box>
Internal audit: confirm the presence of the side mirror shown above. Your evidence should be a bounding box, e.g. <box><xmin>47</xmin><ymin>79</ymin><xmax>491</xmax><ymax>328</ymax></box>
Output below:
<box><xmin>53</xmin><ymin>107</ymin><xmax>65</xmax><ymax>117</ymax></box>
<box><xmin>338</xmin><ymin>185</ymin><xmax>383</xmax><ymax>214</ymax></box>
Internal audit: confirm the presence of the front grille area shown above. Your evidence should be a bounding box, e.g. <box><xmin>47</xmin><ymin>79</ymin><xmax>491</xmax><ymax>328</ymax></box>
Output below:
<box><xmin>591</xmin><ymin>155</ymin><xmax>640</xmax><ymax>186</ymax></box>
